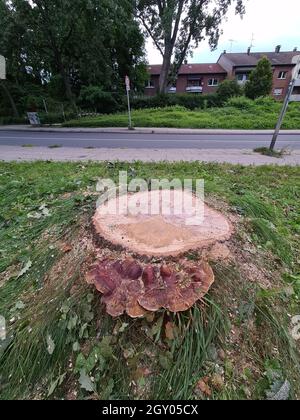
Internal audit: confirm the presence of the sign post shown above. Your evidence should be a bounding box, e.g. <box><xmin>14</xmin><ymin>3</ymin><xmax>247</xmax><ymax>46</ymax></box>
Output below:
<box><xmin>270</xmin><ymin>55</ymin><xmax>300</xmax><ymax>151</ymax></box>
<box><xmin>125</xmin><ymin>75</ymin><xmax>133</xmax><ymax>130</ymax></box>
<box><xmin>0</xmin><ymin>55</ymin><xmax>6</xmax><ymax>80</ymax></box>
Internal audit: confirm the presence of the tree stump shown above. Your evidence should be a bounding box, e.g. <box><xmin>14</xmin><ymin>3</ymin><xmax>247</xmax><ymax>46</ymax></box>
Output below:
<box><xmin>87</xmin><ymin>190</ymin><xmax>233</xmax><ymax>318</ymax></box>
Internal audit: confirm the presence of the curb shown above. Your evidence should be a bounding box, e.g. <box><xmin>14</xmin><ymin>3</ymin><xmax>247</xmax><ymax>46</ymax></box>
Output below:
<box><xmin>1</xmin><ymin>125</ymin><xmax>300</xmax><ymax>136</ymax></box>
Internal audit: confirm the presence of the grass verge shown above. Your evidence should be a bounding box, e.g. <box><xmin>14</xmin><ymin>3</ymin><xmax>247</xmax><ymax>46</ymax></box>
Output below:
<box><xmin>0</xmin><ymin>161</ymin><xmax>299</xmax><ymax>400</ymax></box>
<box><xmin>63</xmin><ymin>100</ymin><xmax>300</xmax><ymax>130</ymax></box>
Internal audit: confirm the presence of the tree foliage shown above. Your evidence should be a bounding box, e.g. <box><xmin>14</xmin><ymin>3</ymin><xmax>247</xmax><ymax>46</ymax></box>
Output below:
<box><xmin>135</xmin><ymin>0</ymin><xmax>246</xmax><ymax>92</ymax></box>
<box><xmin>217</xmin><ymin>79</ymin><xmax>242</xmax><ymax>102</ymax></box>
<box><xmin>0</xmin><ymin>0</ymin><xmax>146</xmax><ymax>115</ymax></box>
<box><xmin>245</xmin><ymin>57</ymin><xmax>274</xmax><ymax>100</ymax></box>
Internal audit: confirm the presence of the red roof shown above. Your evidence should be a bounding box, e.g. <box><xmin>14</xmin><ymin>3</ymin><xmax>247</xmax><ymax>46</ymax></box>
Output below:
<box><xmin>147</xmin><ymin>63</ymin><xmax>226</xmax><ymax>75</ymax></box>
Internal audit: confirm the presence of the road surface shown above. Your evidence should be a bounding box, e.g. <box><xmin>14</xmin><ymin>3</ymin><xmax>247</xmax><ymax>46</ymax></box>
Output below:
<box><xmin>0</xmin><ymin>130</ymin><xmax>300</xmax><ymax>150</ymax></box>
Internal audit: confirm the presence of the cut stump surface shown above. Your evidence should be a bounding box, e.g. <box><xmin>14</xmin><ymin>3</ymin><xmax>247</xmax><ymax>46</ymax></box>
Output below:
<box><xmin>93</xmin><ymin>190</ymin><xmax>233</xmax><ymax>257</ymax></box>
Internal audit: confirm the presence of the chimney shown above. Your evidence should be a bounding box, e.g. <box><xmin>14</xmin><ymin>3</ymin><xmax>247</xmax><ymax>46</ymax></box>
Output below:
<box><xmin>275</xmin><ymin>45</ymin><xmax>281</xmax><ymax>54</ymax></box>
<box><xmin>223</xmin><ymin>50</ymin><xmax>227</xmax><ymax>54</ymax></box>
<box><xmin>184</xmin><ymin>59</ymin><xmax>188</xmax><ymax>65</ymax></box>
<box><xmin>293</xmin><ymin>47</ymin><xmax>298</xmax><ymax>52</ymax></box>
<box><xmin>247</xmin><ymin>47</ymin><xmax>251</xmax><ymax>56</ymax></box>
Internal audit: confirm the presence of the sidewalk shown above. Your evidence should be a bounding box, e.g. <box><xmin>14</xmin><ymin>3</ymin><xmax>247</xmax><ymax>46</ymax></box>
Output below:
<box><xmin>1</xmin><ymin>125</ymin><xmax>300</xmax><ymax>135</ymax></box>
<box><xmin>1</xmin><ymin>145</ymin><xmax>300</xmax><ymax>166</ymax></box>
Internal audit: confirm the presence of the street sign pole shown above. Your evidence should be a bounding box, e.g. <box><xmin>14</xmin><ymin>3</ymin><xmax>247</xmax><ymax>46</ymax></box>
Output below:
<box><xmin>125</xmin><ymin>75</ymin><xmax>133</xmax><ymax>130</ymax></box>
<box><xmin>0</xmin><ymin>55</ymin><xmax>6</xmax><ymax>80</ymax></box>
<box><xmin>270</xmin><ymin>55</ymin><xmax>300</xmax><ymax>151</ymax></box>
<box><xmin>269</xmin><ymin>80</ymin><xmax>295</xmax><ymax>151</ymax></box>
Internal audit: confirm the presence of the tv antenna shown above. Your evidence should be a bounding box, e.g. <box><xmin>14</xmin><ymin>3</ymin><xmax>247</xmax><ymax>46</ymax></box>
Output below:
<box><xmin>228</xmin><ymin>39</ymin><xmax>237</xmax><ymax>53</ymax></box>
<box><xmin>249</xmin><ymin>33</ymin><xmax>255</xmax><ymax>51</ymax></box>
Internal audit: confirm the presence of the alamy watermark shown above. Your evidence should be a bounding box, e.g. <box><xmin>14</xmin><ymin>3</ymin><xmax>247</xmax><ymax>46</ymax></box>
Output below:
<box><xmin>96</xmin><ymin>171</ymin><xmax>205</xmax><ymax>226</ymax></box>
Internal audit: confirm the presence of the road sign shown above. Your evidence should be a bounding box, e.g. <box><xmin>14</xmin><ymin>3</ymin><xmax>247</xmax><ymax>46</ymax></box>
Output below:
<box><xmin>125</xmin><ymin>76</ymin><xmax>133</xmax><ymax>130</ymax></box>
<box><xmin>125</xmin><ymin>75</ymin><xmax>130</xmax><ymax>92</ymax></box>
<box><xmin>0</xmin><ymin>55</ymin><xmax>6</xmax><ymax>80</ymax></box>
<box><xmin>27</xmin><ymin>112</ymin><xmax>41</xmax><ymax>126</ymax></box>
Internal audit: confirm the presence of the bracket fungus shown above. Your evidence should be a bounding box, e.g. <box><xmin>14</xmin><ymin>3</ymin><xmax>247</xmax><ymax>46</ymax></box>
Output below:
<box><xmin>87</xmin><ymin>190</ymin><xmax>233</xmax><ymax>318</ymax></box>
<box><xmin>86</xmin><ymin>258</ymin><xmax>215</xmax><ymax>318</ymax></box>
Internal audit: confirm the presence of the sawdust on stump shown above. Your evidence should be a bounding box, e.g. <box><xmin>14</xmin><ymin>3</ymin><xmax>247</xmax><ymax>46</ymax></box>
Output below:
<box><xmin>93</xmin><ymin>190</ymin><xmax>232</xmax><ymax>258</ymax></box>
<box><xmin>87</xmin><ymin>190</ymin><xmax>233</xmax><ymax>317</ymax></box>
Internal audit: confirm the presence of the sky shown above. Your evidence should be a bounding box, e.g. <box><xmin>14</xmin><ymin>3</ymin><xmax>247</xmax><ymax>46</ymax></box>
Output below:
<box><xmin>146</xmin><ymin>0</ymin><xmax>300</xmax><ymax>64</ymax></box>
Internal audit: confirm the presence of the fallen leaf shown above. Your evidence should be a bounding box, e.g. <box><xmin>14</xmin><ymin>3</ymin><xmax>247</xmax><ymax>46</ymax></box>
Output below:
<box><xmin>196</xmin><ymin>378</ymin><xmax>212</xmax><ymax>397</ymax></box>
<box><xmin>165</xmin><ymin>322</ymin><xmax>175</xmax><ymax>340</ymax></box>
<box><xmin>17</xmin><ymin>260</ymin><xmax>32</xmax><ymax>279</ymax></box>
<box><xmin>211</xmin><ymin>374</ymin><xmax>224</xmax><ymax>391</ymax></box>
<box><xmin>79</xmin><ymin>369</ymin><xmax>94</xmax><ymax>392</ymax></box>
<box><xmin>62</xmin><ymin>244</ymin><xmax>72</xmax><ymax>253</ymax></box>
<box><xmin>46</xmin><ymin>334</ymin><xmax>55</xmax><ymax>355</ymax></box>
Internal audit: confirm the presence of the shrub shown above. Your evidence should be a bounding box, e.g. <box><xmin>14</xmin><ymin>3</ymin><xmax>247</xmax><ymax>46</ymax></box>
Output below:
<box><xmin>226</xmin><ymin>96</ymin><xmax>256</xmax><ymax>110</ymax></box>
<box><xmin>0</xmin><ymin>116</ymin><xmax>28</xmax><ymax>125</ymax></box>
<box><xmin>217</xmin><ymin>80</ymin><xmax>242</xmax><ymax>102</ymax></box>
<box><xmin>245</xmin><ymin>57</ymin><xmax>273</xmax><ymax>99</ymax></box>
<box><xmin>131</xmin><ymin>93</ymin><xmax>222</xmax><ymax>111</ymax></box>
<box><xmin>78</xmin><ymin>86</ymin><xmax>120</xmax><ymax>114</ymax></box>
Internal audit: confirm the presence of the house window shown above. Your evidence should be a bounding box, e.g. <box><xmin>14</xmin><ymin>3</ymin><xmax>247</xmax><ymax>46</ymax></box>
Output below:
<box><xmin>208</xmin><ymin>78</ymin><xmax>218</xmax><ymax>87</ymax></box>
<box><xmin>236</xmin><ymin>74</ymin><xmax>249</xmax><ymax>82</ymax></box>
<box><xmin>278</xmin><ymin>71</ymin><xmax>287</xmax><ymax>80</ymax></box>
<box><xmin>187</xmin><ymin>79</ymin><xmax>201</xmax><ymax>87</ymax></box>
<box><xmin>274</xmin><ymin>88</ymin><xmax>283</xmax><ymax>96</ymax></box>
<box><xmin>145</xmin><ymin>80</ymin><xmax>154</xmax><ymax>88</ymax></box>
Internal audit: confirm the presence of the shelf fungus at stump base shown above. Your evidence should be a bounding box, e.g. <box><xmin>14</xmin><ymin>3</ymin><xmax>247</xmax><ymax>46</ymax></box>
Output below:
<box><xmin>86</xmin><ymin>190</ymin><xmax>233</xmax><ymax>318</ymax></box>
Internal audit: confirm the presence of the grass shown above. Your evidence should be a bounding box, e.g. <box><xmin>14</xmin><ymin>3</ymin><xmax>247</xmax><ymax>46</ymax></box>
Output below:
<box><xmin>254</xmin><ymin>147</ymin><xmax>286</xmax><ymax>158</ymax></box>
<box><xmin>0</xmin><ymin>161</ymin><xmax>299</xmax><ymax>400</ymax></box>
<box><xmin>63</xmin><ymin>99</ymin><xmax>300</xmax><ymax>130</ymax></box>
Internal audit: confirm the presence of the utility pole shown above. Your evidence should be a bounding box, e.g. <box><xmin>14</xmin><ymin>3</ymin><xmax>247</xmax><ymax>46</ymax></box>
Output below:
<box><xmin>270</xmin><ymin>55</ymin><xmax>300</xmax><ymax>151</ymax></box>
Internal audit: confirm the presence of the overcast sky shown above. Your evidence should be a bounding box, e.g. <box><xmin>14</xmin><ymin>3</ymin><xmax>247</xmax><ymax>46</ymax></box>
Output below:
<box><xmin>146</xmin><ymin>0</ymin><xmax>300</xmax><ymax>64</ymax></box>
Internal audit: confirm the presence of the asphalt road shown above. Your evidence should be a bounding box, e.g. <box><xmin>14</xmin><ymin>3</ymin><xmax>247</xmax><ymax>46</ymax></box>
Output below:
<box><xmin>0</xmin><ymin>130</ymin><xmax>300</xmax><ymax>150</ymax></box>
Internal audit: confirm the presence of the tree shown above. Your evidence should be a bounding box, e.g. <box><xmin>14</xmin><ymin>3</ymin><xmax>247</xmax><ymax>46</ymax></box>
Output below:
<box><xmin>0</xmin><ymin>0</ymin><xmax>146</xmax><ymax>114</ymax></box>
<box><xmin>245</xmin><ymin>57</ymin><xmax>273</xmax><ymax>100</ymax></box>
<box><xmin>216</xmin><ymin>79</ymin><xmax>242</xmax><ymax>102</ymax></box>
<box><xmin>135</xmin><ymin>0</ymin><xmax>245</xmax><ymax>93</ymax></box>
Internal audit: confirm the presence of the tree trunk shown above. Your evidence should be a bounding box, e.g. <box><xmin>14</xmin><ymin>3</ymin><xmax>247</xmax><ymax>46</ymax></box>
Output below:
<box><xmin>0</xmin><ymin>81</ymin><xmax>19</xmax><ymax>118</ymax></box>
<box><xmin>59</xmin><ymin>65</ymin><xmax>75</xmax><ymax>108</ymax></box>
<box><xmin>159</xmin><ymin>46</ymin><xmax>172</xmax><ymax>94</ymax></box>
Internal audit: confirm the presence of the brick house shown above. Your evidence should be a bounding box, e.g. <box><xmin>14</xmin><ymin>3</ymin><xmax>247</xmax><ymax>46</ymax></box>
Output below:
<box><xmin>145</xmin><ymin>47</ymin><xmax>300</xmax><ymax>101</ymax></box>
<box><xmin>145</xmin><ymin>63</ymin><xmax>227</xmax><ymax>96</ymax></box>
<box><xmin>218</xmin><ymin>47</ymin><xmax>300</xmax><ymax>101</ymax></box>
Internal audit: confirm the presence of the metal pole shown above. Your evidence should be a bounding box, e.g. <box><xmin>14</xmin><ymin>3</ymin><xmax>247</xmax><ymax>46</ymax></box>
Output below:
<box><xmin>43</xmin><ymin>98</ymin><xmax>48</xmax><ymax>114</ymax></box>
<box><xmin>269</xmin><ymin>81</ymin><xmax>294</xmax><ymax>151</ymax></box>
<box><xmin>127</xmin><ymin>89</ymin><xmax>132</xmax><ymax>130</ymax></box>
<box><xmin>270</xmin><ymin>55</ymin><xmax>300</xmax><ymax>151</ymax></box>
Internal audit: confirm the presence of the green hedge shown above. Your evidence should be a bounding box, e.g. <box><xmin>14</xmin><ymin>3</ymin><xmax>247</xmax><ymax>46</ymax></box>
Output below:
<box><xmin>0</xmin><ymin>112</ymin><xmax>77</xmax><ymax>126</ymax></box>
<box><xmin>130</xmin><ymin>93</ymin><xmax>222</xmax><ymax>111</ymax></box>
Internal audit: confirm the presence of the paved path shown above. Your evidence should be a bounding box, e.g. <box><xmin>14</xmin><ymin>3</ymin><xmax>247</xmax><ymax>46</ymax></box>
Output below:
<box><xmin>0</xmin><ymin>129</ymin><xmax>300</xmax><ymax>150</ymax></box>
<box><xmin>0</xmin><ymin>128</ymin><xmax>299</xmax><ymax>165</ymax></box>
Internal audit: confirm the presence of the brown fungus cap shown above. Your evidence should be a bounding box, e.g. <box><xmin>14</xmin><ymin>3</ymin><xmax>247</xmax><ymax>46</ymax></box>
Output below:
<box><xmin>86</xmin><ymin>259</ymin><xmax>214</xmax><ymax>318</ymax></box>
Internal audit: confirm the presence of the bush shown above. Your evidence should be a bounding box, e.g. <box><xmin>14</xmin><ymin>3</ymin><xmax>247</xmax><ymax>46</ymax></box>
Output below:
<box><xmin>0</xmin><ymin>116</ymin><xmax>28</xmax><ymax>125</ymax></box>
<box><xmin>78</xmin><ymin>86</ymin><xmax>120</xmax><ymax>114</ymax></box>
<box><xmin>130</xmin><ymin>93</ymin><xmax>222</xmax><ymax>111</ymax></box>
<box><xmin>217</xmin><ymin>80</ymin><xmax>242</xmax><ymax>102</ymax></box>
<box><xmin>245</xmin><ymin>57</ymin><xmax>273</xmax><ymax>99</ymax></box>
<box><xmin>39</xmin><ymin>112</ymin><xmax>77</xmax><ymax>125</ymax></box>
<box><xmin>226</xmin><ymin>96</ymin><xmax>256</xmax><ymax>110</ymax></box>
